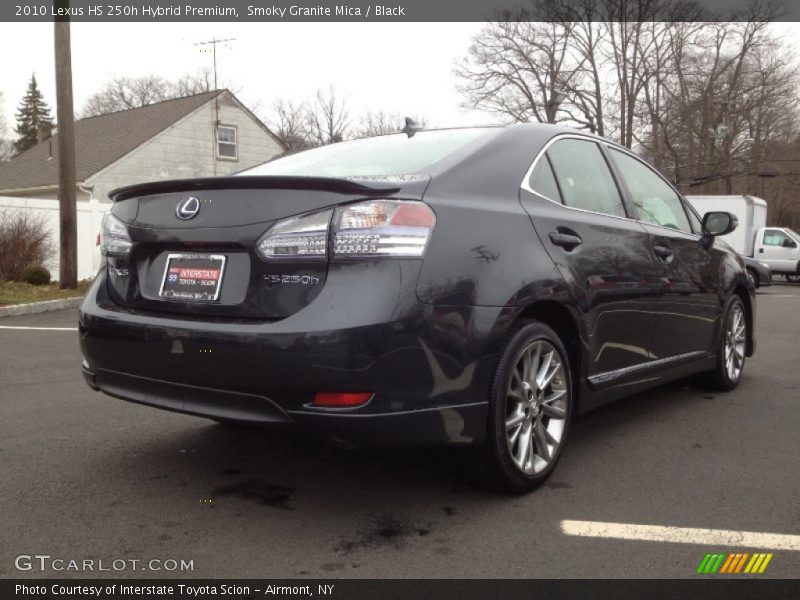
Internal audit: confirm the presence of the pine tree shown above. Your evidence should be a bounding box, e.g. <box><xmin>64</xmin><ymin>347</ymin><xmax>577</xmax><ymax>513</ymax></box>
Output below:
<box><xmin>13</xmin><ymin>74</ymin><xmax>53</xmax><ymax>156</ymax></box>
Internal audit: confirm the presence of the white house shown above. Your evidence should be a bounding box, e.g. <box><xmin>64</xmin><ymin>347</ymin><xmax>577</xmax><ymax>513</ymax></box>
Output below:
<box><xmin>0</xmin><ymin>89</ymin><xmax>286</xmax><ymax>203</ymax></box>
<box><xmin>0</xmin><ymin>89</ymin><xmax>286</xmax><ymax>279</ymax></box>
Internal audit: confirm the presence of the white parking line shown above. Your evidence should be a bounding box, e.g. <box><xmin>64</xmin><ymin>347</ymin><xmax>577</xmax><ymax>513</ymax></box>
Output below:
<box><xmin>0</xmin><ymin>326</ymin><xmax>78</xmax><ymax>331</ymax></box>
<box><xmin>561</xmin><ymin>520</ymin><xmax>800</xmax><ymax>551</ymax></box>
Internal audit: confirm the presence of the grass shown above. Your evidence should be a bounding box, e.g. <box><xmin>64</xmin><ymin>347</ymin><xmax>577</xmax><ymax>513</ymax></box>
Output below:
<box><xmin>0</xmin><ymin>279</ymin><xmax>92</xmax><ymax>307</ymax></box>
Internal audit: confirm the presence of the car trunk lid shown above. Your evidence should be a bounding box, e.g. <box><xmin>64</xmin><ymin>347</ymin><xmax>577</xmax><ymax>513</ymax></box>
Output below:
<box><xmin>105</xmin><ymin>175</ymin><xmax>429</xmax><ymax>320</ymax></box>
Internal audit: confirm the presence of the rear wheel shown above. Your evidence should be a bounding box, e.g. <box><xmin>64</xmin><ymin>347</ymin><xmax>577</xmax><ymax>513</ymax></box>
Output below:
<box><xmin>701</xmin><ymin>295</ymin><xmax>747</xmax><ymax>391</ymax></box>
<box><xmin>471</xmin><ymin>321</ymin><xmax>573</xmax><ymax>493</ymax></box>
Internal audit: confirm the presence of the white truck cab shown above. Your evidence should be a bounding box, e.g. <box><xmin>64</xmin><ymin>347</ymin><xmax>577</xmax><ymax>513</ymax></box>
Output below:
<box><xmin>755</xmin><ymin>227</ymin><xmax>800</xmax><ymax>278</ymax></box>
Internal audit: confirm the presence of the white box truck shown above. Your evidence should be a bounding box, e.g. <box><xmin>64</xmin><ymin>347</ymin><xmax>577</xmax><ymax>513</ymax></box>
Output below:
<box><xmin>687</xmin><ymin>195</ymin><xmax>800</xmax><ymax>282</ymax></box>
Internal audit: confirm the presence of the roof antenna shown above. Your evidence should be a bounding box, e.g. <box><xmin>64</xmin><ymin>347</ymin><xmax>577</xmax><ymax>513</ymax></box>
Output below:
<box><xmin>401</xmin><ymin>117</ymin><xmax>422</xmax><ymax>138</ymax></box>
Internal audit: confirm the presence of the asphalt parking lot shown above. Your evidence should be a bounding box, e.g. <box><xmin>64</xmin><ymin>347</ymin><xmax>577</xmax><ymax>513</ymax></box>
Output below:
<box><xmin>1</xmin><ymin>285</ymin><xmax>799</xmax><ymax>579</ymax></box>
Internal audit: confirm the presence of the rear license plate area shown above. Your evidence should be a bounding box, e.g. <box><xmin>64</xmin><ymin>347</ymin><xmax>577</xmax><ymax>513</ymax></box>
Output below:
<box><xmin>159</xmin><ymin>253</ymin><xmax>226</xmax><ymax>302</ymax></box>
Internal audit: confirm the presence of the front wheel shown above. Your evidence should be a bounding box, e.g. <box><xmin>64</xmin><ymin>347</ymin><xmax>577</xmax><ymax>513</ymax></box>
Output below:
<box><xmin>471</xmin><ymin>321</ymin><xmax>573</xmax><ymax>493</ymax></box>
<box><xmin>701</xmin><ymin>295</ymin><xmax>747</xmax><ymax>391</ymax></box>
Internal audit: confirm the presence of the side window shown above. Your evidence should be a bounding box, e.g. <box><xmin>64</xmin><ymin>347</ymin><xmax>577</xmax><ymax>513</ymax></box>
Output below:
<box><xmin>546</xmin><ymin>139</ymin><xmax>627</xmax><ymax>218</ymax></box>
<box><xmin>528</xmin><ymin>155</ymin><xmax>562</xmax><ymax>203</ymax></box>
<box><xmin>763</xmin><ymin>230</ymin><xmax>791</xmax><ymax>246</ymax></box>
<box><xmin>217</xmin><ymin>125</ymin><xmax>238</xmax><ymax>160</ymax></box>
<box><xmin>685</xmin><ymin>200</ymin><xmax>703</xmax><ymax>234</ymax></box>
<box><xmin>609</xmin><ymin>148</ymin><xmax>691</xmax><ymax>233</ymax></box>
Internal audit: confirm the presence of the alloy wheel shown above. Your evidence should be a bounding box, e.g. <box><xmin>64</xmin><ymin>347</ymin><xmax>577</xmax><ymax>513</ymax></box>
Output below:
<box><xmin>725</xmin><ymin>302</ymin><xmax>746</xmax><ymax>383</ymax></box>
<box><xmin>504</xmin><ymin>340</ymin><xmax>568</xmax><ymax>475</ymax></box>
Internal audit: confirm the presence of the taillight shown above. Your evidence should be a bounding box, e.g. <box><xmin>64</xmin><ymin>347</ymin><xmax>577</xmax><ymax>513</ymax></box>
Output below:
<box><xmin>255</xmin><ymin>209</ymin><xmax>332</xmax><ymax>260</ymax></box>
<box><xmin>100</xmin><ymin>213</ymin><xmax>132</xmax><ymax>257</ymax></box>
<box><xmin>333</xmin><ymin>200</ymin><xmax>435</xmax><ymax>258</ymax></box>
<box><xmin>254</xmin><ymin>200</ymin><xmax>435</xmax><ymax>262</ymax></box>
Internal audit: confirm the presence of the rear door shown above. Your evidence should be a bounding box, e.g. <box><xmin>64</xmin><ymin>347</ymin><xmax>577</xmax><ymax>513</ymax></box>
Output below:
<box><xmin>606</xmin><ymin>146</ymin><xmax>720</xmax><ymax>359</ymax></box>
<box><xmin>757</xmin><ymin>228</ymin><xmax>799</xmax><ymax>273</ymax></box>
<box><xmin>520</xmin><ymin>136</ymin><xmax>657</xmax><ymax>379</ymax></box>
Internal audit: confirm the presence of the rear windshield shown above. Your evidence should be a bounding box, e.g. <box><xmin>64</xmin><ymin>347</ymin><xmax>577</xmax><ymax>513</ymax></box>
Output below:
<box><xmin>239</xmin><ymin>128</ymin><xmax>495</xmax><ymax>178</ymax></box>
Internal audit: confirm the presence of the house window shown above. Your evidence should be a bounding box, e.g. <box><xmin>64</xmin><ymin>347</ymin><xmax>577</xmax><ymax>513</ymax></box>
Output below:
<box><xmin>217</xmin><ymin>125</ymin><xmax>238</xmax><ymax>160</ymax></box>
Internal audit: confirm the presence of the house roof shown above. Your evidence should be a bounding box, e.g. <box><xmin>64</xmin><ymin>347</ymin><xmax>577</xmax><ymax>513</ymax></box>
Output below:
<box><xmin>0</xmin><ymin>90</ymin><xmax>255</xmax><ymax>192</ymax></box>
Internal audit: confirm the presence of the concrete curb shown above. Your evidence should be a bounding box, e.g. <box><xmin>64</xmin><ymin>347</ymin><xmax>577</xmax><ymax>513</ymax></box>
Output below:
<box><xmin>0</xmin><ymin>296</ymin><xmax>83</xmax><ymax>318</ymax></box>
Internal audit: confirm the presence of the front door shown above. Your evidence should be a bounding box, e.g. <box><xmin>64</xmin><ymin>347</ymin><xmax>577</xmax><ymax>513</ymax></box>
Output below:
<box><xmin>606</xmin><ymin>147</ymin><xmax>720</xmax><ymax>359</ymax></box>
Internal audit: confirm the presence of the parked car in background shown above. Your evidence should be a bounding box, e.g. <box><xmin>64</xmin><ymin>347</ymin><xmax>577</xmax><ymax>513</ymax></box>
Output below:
<box><xmin>79</xmin><ymin>124</ymin><xmax>755</xmax><ymax>492</ymax></box>
<box><xmin>742</xmin><ymin>257</ymin><xmax>772</xmax><ymax>288</ymax></box>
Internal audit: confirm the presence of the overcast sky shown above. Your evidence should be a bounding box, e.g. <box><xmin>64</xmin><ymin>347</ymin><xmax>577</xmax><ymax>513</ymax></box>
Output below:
<box><xmin>1</xmin><ymin>22</ymin><xmax>799</xmax><ymax>134</ymax></box>
<box><xmin>0</xmin><ymin>22</ymin><xmax>493</xmax><ymax>132</ymax></box>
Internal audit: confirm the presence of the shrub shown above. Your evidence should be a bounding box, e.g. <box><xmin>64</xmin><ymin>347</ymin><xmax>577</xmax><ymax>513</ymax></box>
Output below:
<box><xmin>0</xmin><ymin>208</ymin><xmax>53</xmax><ymax>281</ymax></box>
<box><xmin>20</xmin><ymin>264</ymin><xmax>51</xmax><ymax>285</ymax></box>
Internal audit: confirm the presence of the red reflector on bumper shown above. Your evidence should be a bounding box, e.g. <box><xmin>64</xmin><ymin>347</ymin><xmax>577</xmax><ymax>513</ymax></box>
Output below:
<box><xmin>313</xmin><ymin>392</ymin><xmax>372</xmax><ymax>408</ymax></box>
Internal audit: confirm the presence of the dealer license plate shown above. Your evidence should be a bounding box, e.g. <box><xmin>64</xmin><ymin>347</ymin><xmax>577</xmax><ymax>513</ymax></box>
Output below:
<box><xmin>159</xmin><ymin>253</ymin><xmax>226</xmax><ymax>302</ymax></box>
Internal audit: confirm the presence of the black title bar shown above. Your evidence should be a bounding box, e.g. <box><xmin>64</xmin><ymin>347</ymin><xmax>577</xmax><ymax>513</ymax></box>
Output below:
<box><xmin>5</xmin><ymin>579</ymin><xmax>800</xmax><ymax>600</ymax></box>
<box><xmin>4</xmin><ymin>0</ymin><xmax>800</xmax><ymax>22</ymax></box>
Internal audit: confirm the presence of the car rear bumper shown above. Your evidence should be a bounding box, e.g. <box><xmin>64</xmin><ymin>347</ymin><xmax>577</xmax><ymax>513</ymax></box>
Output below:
<box><xmin>79</xmin><ymin>271</ymin><xmax>505</xmax><ymax>446</ymax></box>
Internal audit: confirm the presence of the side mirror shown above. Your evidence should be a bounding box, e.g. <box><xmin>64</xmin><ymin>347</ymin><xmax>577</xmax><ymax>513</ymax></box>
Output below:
<box><xmin>783</xmin><ymin>237</ymin><xmax>797</xmax><ymax>249</ymax></box>
<box><xmin>702</xmin><ymin>211</ymin><xmax>738</xmax><ymax>237</ymax></box>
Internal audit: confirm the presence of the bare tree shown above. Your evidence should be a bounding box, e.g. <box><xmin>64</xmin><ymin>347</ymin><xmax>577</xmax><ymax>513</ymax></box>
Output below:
<box><xmin>306</xmin><ymin>86</ymin><xmax>351</xmax><ymax>145</ymax></box>
<box><xmin>79</xmin><ymin>69</ymin><xmax>233</xmax><ymax>117</ymax></box>
<box><xmin>455</xmin><ymin>0</ymin><xmax>704</xmax><ymax>144</ymax></box>
<box><xmin>636</xmin><ymin>16</ymin><xmax>799</xmax><ymax>192</ymax></box>
<box><xmin>81</xmin><ymin>75</ymin><xmax>170</xmax><ymax>117</ymax></box>
<box><xmin>270</xmin><ymin>99</ymin><xmax>313</xmax><ymax>152</ymax></box>
<box><xmin>455</xmin><ymin>16</ymin><xmax>582</xmax><ymax>124</ymax></box>
<box><xmin>356</xmin><ymin>111</ymin><xmax>428</xmax><ymax>137</ymax></box>
<box><xmin>0</xmin><ymin>208</ymin><xmax>53</xmax><ymax>281</ymax></box>
<box><xmin>172</xmin><ymin>67</ymin><xmax>214</xmax><ymax>97</ymax></box>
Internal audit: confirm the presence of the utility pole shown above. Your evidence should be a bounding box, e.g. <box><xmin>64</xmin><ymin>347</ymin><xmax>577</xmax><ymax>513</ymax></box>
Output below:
<box><xmin>195</xmin><ymin>36</ymin><xmax>235</xmax><ymax>175</ymax></box>
<box><xmin>54</xmin><ymin>1</ymin><xmax>77</xmax><ymax>289</ymax></box>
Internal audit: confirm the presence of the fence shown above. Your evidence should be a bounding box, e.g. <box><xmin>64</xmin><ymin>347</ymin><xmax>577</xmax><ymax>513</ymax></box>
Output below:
<box><xmin>0</xmin><ymin>196</ymin><xmax>110</xmax><ymax>281</ymax></box>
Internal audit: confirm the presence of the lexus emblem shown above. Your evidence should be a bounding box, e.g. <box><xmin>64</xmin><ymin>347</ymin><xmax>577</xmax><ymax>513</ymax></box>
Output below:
<box><xmin>176</xmin><ymin>196</ymin><xmax>200</xmax><ymax>220</ymax></box>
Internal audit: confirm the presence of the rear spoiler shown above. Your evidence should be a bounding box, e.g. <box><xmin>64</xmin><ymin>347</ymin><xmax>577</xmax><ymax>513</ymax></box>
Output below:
<box><xmin>109</xmin><ymin>175</ymin><xmax>429</xmax><ymax>202</ymax></box>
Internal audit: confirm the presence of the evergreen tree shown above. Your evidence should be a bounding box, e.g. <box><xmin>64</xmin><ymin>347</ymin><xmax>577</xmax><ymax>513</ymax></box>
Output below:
<box><xmin>13</xmin><ymin>74</ymin><xmax>53</xmax><ymax>156</ymax></box>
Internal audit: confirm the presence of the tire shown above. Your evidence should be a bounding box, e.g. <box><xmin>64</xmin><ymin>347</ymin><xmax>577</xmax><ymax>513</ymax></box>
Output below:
<box><xmin>746</xmin><ymin>268</ymin><xmax>760</xmax><ymax>289</ymax></box>
<box><xmin>470</xmin><ymin>320</ymin><xmax>573</xmax><ymax>493</ymax></box>
<box><xmin>701</xmin><ymin>295</ymin><xmax>747</xmax><ymax>391</ymax></box>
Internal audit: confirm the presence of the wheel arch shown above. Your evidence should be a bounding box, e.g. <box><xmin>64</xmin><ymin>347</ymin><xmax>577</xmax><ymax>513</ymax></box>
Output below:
<box><xmin>732</xmin><ymin>284</ymin><xmax>754</xmax><ymax>357</ymax></box>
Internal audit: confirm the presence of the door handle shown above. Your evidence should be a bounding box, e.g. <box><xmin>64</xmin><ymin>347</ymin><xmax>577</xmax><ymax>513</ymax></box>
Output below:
<box><xmin>549</xmin><ymin>232</ymin><xmax>582</xmax><ymax>250</ymax></box>
<box><xmin>758</xmin><ymin>248</ymin><xmax>764</xmax><ymax>253</ymax></box>
<box><xmin>653</xmin><ymin>244</ymin><xmax>674</xmax><ymax>262</ymax></box>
